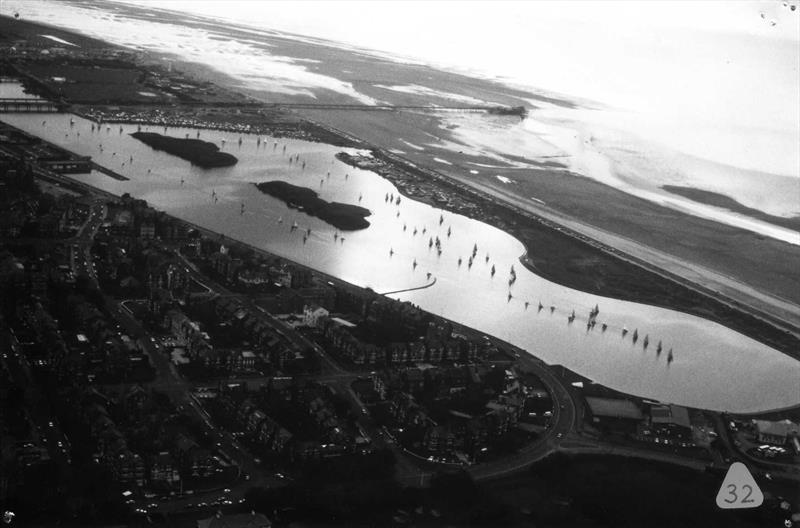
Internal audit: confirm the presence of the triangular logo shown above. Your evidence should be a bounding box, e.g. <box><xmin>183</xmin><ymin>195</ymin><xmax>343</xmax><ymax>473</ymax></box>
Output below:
<box><xmin>716</xmin><ymin>462</ymin><xmax>764</xmax><ymax>509</ymax></box>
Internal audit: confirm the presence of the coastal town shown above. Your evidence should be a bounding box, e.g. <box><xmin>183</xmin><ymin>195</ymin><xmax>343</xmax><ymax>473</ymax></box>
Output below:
<box><xmin>1</xmin><ymin>11</ymin><xmax>799</xmax><ymax>528</ymax></box>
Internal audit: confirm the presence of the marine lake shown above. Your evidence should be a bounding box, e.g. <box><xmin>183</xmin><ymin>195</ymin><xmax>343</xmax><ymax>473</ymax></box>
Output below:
<box><xmin>3</xmin><ymin>109</ymin><xmax>798</xmax><ymax>413</ymax></box>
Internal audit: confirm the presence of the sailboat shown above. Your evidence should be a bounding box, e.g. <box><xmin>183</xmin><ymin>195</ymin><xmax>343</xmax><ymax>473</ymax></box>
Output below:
<box><xmin>389</xmin><ymin>248</ymin><xmax>394</xmax><ymax>257</ymax></box>
<box><xmin>643</xmin><ymin>335</ymin><xmax>649</xmax><ymax>348</ymax></box>
<box><xmin>439</xmin><ymin>214</ymin><xmax>444</xmax><ymax>225</ymax></box>
<box><xmin>524</xmin><ymin>301</ymin><xmax>529</xmax><ymax>309</ymax></box>
<box><xmin>550</xmin><ymin>306</ymin><xmax>555</xmax><ymax>314</ymax></box>
<box><xmin>622</xmin><ymin>326</ymin><xmax>628</xmax><ymax>337</ymax></box>
<box><xmin>538</xmin><ymin>302</ymin><xmax>543</xmax><ymax>312</ymax></box>
<box><xmin>632</xmin><ymin>329</ymin><xmax>639</xmax><ymax>343</ymax></box>
<box><xmin>656</xmin><ymin>340</ymin><xmax>662</xmax><ymax>354</ymax></box>
<box><xmin>412</xmin><ymin>259</ymin><xmax>417</xmax><ymax>269</ymax></box>
<box><xmin>507</xmin><ymin>292</ymin><xmax>513</xmax><ymax>302</ymax></box>
<box><xmin>457</xmin><ymin>257</ymin><xmax>462</xmax><ymax>267</ymax></box>
<box><xmin>667</xmin><ymin>349</ymin><xmax>674</xmax><ymax>364</ymax></box>
<box><xmin>447</xmin><ymin>226</ymin><xmax>452</xmax><ymax>237</ymax></box>
<box><xmin>601</xmin><ymin>323</ymin><xmax>607</xmax><ymax>332</ymax></box>
<box><xmin>491</xmin><ymin>264</ymin><xmax>496</xmax><ymax>277</ymax></box>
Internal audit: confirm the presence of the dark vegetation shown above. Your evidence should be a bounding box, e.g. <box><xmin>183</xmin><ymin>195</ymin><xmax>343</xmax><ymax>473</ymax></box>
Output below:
<box><xmin>486</xmin><ymin>453</ymin><xmax>792</xmax><ymax>527</ymax></box>
<box><xmin>255</xmin><ymin>180</ymin><xmax>371</xmax><ymax>230</ymax></box>
<box><xmin>242</xmin><ymin>453</ymin><xmax>792</xmax><ymax>527</ymax></box>
<box><xmin>663</xmin><ymin>185</ymin><xmax>800</xmax><ymax>232</ymax></box>
<box><xmin>131</xmin><ymin>132</ymin><xmax>238</xmax><ymax>168</ymax></box>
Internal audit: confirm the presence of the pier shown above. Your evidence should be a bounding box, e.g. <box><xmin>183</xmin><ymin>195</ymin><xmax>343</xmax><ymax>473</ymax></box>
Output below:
<box><xmin>0</xmin><ymin>97</ymin><xmax>62</xmax><ymax>112</ymax></box>
<box><xmin>272</xmin><ymin>103</ymin><xmax>526</xmax><ymax>115</ymax></box>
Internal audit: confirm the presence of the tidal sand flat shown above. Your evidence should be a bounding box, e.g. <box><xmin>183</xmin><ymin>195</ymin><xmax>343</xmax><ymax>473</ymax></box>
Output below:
<box><xmin>131</xmin><ymin>132</ymin><xmax>238</xmax><ymax>167</ymax></box>
<box><xmin>662</xmin><ymin>185</ymin><xmax>800</xmax><ymax>232</ymax></box>
<box><xmin>254</xmin><ymin>180</ymin><xmax>371</xmax><ymax>230</ymax></box>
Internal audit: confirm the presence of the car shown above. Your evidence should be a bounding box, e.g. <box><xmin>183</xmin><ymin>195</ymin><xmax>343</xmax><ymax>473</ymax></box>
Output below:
<box><xmin>223</xmin><ymin>488</ymin><xmax>231</xmax><ymax>493</ymax></box>
<box><xmin>556</xmin><ymin>433</ymin><xmax>564</xmax><ymax>439</ymax></box>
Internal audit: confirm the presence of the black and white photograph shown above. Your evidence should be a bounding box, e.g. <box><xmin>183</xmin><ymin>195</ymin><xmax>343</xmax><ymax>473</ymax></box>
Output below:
<box><xmin>0</xmin><ymin>1</ymin><xmax>798</xmax><ymax>526</ymax></box>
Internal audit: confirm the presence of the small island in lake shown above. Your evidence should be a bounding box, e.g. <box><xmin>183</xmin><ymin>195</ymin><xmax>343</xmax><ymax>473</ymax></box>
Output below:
<box><xmin>255</xmin><ymin>181</ymin><xmax>371</xmax><ymax>230</ymax></box>
<box><xmin>130</xmin><ymin>132</ymin><xmax>238</xmax><ymax>168</ymax></box>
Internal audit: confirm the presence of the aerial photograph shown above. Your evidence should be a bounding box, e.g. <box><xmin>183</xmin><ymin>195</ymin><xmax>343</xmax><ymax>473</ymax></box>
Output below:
<box><xmin>0</xmin><ymin>1</ymin><xmax>798</xmax><ymax>526</ymax></box>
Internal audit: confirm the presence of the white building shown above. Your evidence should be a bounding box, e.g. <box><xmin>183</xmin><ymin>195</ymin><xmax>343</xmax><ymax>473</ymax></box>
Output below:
<box><xmin>302</xmin><ymin>304</ymin><xmax>329</xmax><ymax>328</ymax></box>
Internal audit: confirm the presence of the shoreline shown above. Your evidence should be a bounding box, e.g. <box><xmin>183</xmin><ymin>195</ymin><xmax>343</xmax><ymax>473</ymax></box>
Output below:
<box><xmin>661</xmin><ymin>184</ymin><xmax>800</xmax><ymax>233</ymax></box>
<box><xmin>3</xmin><ymin>15</ymin><xmax>798</xmax><ymax>366</ymax></box>
<box><xmin>335</xmin><ymin>151</ymin><xmax>800</xmax><ymax>360</ymax></box>
<box><xmin>28</xmin><ymin>156</ymin><xmax>800</xmax><ymax>418</ymax></box>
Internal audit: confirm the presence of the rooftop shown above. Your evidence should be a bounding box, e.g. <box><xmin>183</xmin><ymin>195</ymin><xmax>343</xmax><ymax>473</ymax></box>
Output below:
<box><xmin>754</xmin><ymin>419</ymin><xmax>800</xmax><ymax>439</ymax></box>
<box><xmin>585</xmin><ymin>397</ymin><xmax>644</xmax><ymax>421</ymax></box>
<box><xmin>650</xmin><ymin>404</ymin><xmax>691</xmax><ymax>429</ymax></box>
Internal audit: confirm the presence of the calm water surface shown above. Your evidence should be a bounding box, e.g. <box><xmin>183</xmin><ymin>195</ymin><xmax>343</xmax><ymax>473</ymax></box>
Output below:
<box><xmin>4</xmin><ymin>110</ymin><xmax>798</xmax><ymax>413</ymax></box>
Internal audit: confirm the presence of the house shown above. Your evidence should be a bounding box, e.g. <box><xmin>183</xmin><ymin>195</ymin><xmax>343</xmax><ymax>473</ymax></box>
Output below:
<box><xmin>113</xmin><ymin>450</ymin><xmax>146</xmax><ymax>487</ymax></box>
<box><xmin>150</xmin><ymin>451</ymin><xmax>180</xmax><ymax>484</ymax></box>
<box><xmin>302</xmin><ymin>304</ymin><xmax>329</xmax><ymax>328</ymax></box>
<box><xmin>753</xmin><ymin>419</ymin><xmax>800</xmax><ymax>446</ymax></box>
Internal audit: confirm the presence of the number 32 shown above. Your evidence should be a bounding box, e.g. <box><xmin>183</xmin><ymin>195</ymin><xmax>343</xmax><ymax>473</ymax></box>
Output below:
<box><xmin>724</xmin><ymin>484</ymin><xmax>755</xmax><ymax>504</ymax></box>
